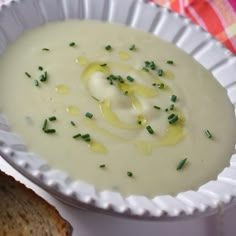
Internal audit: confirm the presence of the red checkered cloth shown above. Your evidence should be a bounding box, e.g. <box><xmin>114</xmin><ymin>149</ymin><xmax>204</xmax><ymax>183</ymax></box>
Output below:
<box><xmin>150</xmin><ymin>0</ymin><xmax>236</xmax><ymax>55</ymax></box>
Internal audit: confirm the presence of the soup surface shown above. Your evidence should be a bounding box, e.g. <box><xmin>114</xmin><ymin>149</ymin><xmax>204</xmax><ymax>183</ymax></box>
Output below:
<box><xmin>0</xmin><ymin>20</ymin><xmax>236</xmax><ymax>197</ymax></box>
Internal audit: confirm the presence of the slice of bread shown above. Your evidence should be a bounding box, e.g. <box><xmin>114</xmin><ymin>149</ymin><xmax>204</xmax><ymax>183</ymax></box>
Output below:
<box><xmin>0</xmin><ymin>169</ymin><xmax>73</xmax><ymax>236</ymax></box>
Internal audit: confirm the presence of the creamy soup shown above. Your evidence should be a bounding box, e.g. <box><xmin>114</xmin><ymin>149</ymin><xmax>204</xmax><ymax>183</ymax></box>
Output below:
<box><xmin>0</xmin><ymin>20</ymin><xmax>235</xmax><ymax>197</ymax></box>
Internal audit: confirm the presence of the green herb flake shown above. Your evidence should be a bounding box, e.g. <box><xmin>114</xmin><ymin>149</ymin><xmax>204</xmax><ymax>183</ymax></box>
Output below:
<box><xmin>153</xmin><ymin>106</ymin><xmax>161</xmax><ymax>110</ymax></box>
<box><xmin>44</xmin><ymin>129</ymin><xmax>56</xmax><ymax>134</ymax></box>
<box><xmin>82</xmin><ymin>133</ymin><xmax>91</xmax><ymax>142</ymax></box>
<box><xmin>91</xmin><ymin>96</ymin><xmax>100</xmax><ymax>102</ymax></box>
<box><xmin>144</xmin><ymin>61</ymin><xmax>156</xmax><ymax>70</ymax></box>
<box><xmin>146</xmin><ymin>125</ymin><xmax>154</xmax><ymax>134</ymax></box>
<box><xmin>85</xmin><ymin>112</ymin><xmax>93</xmax><ymax>119</ymax></box>
<box><xmin>42</xmin><ymin>48</ymin><xmax>50</xmax><ymax>51</ymax></box>
<box><xmin>176</xmin><ymin>158</ymin><xmax>188</xmax><ymax>170</ymax></box>
<box><xmin>167</xmin><ymin>60</ymin><xmax>174</xmax><ymax>65</ymax></box>
<box><xmin>49</xmin><ymin>116</ymin><xmax>57</xmax><ymax>122</ymax></box>
<box><xmin>157</xmin><ymin>83</ymin><xmax>165</xmax><ymax>89</ymax></box>
<box><xmin>170</xmin><ymin>104</ymin><xmax>174</xmax><ymax>110</ymax></box>
<box><xmin>124</xmin><ymin>91</ymin><xmax>129</xmax><ymax>95</ymax></box>
<box><xmin>165</xmin><ymin>108</ymin><xmax>169</xmax><ymax>112</ymax></box>
<box><xmin>70</xmin><ymin>121</ymin><xmax>76</xmax><ymax>126</ymax></box>
<box><xmin>25</xmin><ymin>72</ymin><xmax>31</xmax><ymax>78</ymax></box>
<box><xmin>127</xmin><ymin>171</ymin><xmax>133</xmax><ymax>177</ymax></box>
<box><xmin>127</xmin><ymin>75</ymin><xmax>134</xmax><ymax>82</ymax></box>
<box><xmin>34</xmin><ymin>80</ymin><xmax>39</xmax><ymax>87</ymax></box>
<box><xmin>127</xmin><ymin>171</ymin><xmax>134</xmax><ymax>177</ymax></box>
<box><xmin>168</xmin><ymin>114</ymin><xmax>175</xmax><ymax>120</ymax></box>
<box><xmin>129</xmin><ymin>44</ymin><xmax>136</xmax><ymax>51</ymax></box>
<box><xmin>42</xmin><ymin>119</ymin><xmax>47</xmax><ymax>131</ymax></box>
<box><xmin>73</xmin><ymin>133</ymin><xmax>81</xmax><ymax>139</ymax></box>
<box><xmin>69</xmin><ymin>42</ymin><xmax>76</xmax><ymax>47</ymax></box>
<box><xmin>117</xmin><ymin>76</ymin><xmax>124</xmax><ymax>83</ymax></box>
<box><xmin>171</xmin><ymin>95</ymin><xmax>177</xmax><ymax>102</ymax></box>
<box><xmin>99</xmin><ymin>164</ymin><xmax>106</xmax><ymax>168</ymax></box>
<box><xmin>105</xmin><ymin>45</ymin><xmax>112</xmax><ymax>51</ymax></box>
<box><xmin>142</xmin><ymin>67</ymin><xmax>149</xmax><ymax>72</ymax></box>
<box><xmin>205</xmin><ymin>130</ymin><xmax>212</xmax><ymax>139</ymax></box>
<box><xmin>100</xmin><ymin>63</ymin><xmax>107</xmax><ymax>67</ymax></box>
<box><xmin>150</xmin><ymin>61</ymin><xmax>156</xmax><ymax>70</ymax></box>
<box><xmin>38</xmin><ymin>66</ymin><xmax>43</xmax><ymax>71</ymax></box>
<box><xmin>40</xmin><ymin>71</ymin><xmax>48</xmax><ymax>82</ymax></box>
<box><xmin>158</xmin><ymin>69</ymin><xmax>164</xmax><ymax>76</ymax></box>
<box><xmin>168</xmin><ymin>114</ymin><xmax>179</xmax><ymax>124</ymax></box>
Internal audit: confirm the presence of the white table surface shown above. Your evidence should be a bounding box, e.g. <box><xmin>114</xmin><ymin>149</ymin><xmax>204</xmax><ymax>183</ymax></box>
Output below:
<box><xmin>1</xmin><ymin>157</ymin><xmax>236</xmax><ymax>236</ymax></box>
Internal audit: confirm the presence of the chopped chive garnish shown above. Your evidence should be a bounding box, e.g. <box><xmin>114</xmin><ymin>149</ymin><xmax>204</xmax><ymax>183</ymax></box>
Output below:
<box><xmin>73</xmin><ymin>133</ymin><xmax>81</xmax><ymax>139</ymax></box>
<box><xmin>49</xmin><ymin>116</ymin><xmax>57</xmax><ymax>121</ymax></box>
<box><xmin>176</xmin><ymin>158</ymin><xmax>187</xmax><ymax>170</ymax></box>
<box><xmin>168</xmin><ymin>113</ymin><xmax>175</xmax><ymax>120</ymax></box>
<box><xmin>105</xmin><ymin>45</ymin><xmax>112</xmax><ymax>51</ymax></box>
<box><xmin>38</xmin><ymin>66</ymin><xmax>43</xmax><ymax>71</ymax></box>
<box><xmin>152</xmin><ymin>83</ymin><xmax>157</xmax><ymax>86</ymax></box>
<box><xmin>171</xmin><ymin>95</ymin><xmax>177</xmax><ymax>102</ymax></box>
<box><xmin>153</xmin><ymin>106</ymin><xmax>161</xmax><ymax>110</ymax></box>
<box><xmin>34</xmin><ymin>80</ymin><xmax>39</xmax><ymax>87</ymax></box>
<box><xmin>25</xmin><ymin>72</ymin><xmax>31</xmax><ymax>78</ymax></box>
<box><xmin>127</xmin><ymin>171</ymin><xmax>133</xmax><ymax>177</ymax></box>
<box><xmin>157</xmin><ymin>83</ymin><xmax>164</xmax><ymax>89</ymax></box>
<box><xmin>142</xmin><ymin>67</ymin><xmax>149</xmax><ymax>72</ymax></box>
<box><xmin>100</xmin><ymin>63</ymin><xmax>107</xmax><ymax>67</ymax></box>
<box><xmin>127</xmin><ymin>75</ymin><xmax>134</xmax><ymax>82</ymax></box>
<box><xmin>144</xmin><ymin>61</ymin><xmax>156</xmax><ymax>70</ymax></box>
<box><xmin>69</xmin><ymin>42</ymin><xmax>76</xmax><ymax>47</ymax></box>
<box><xmin>169</xmin><ymin>115</ymin><xmax>179</xmax><ymax>124</ymax></box>
<box><xmin>42</xmin><ymin>48</ymin><xmax>50</xmax><ymax>51</ymax></box>
<box><xmin>146</xmin><ymin>125</ymin><xmax>154</xmax><ymax>134</ymax></box>
<box><xmin>138</xmin><ymin>120</ymin><xmax>142</xmax><ymax>125</ymax></box>
<box><xmin>40</xmin><ymin>71</ymin><xmax>48</xmax><ymax>82</ymax></box>
<box><xmin>165</xmin><ymin>108</ymin><xmax>169</xmax><ymax>112</ymax></box>
<box><xmin>205</xmin><ymin>130</ymin><xmax>212</xmax><ymax>139</ymax></box>
<box><xmin>167</xmin><ymin>60</ymin><xmax>174</xmax><ymax>64</ymax></box>
<box><xmin>150</xmin><ymin>61</ymin><xmax>156</xmax><ymax>70</ymax></box>
<box><xmin>124</xmin><ymin>91</ymin><xmax>128</xmax><ymax>95</ymax></box>
<box><xmin>91</xmin><ymin>96</ymin><xmax>99</xmax><ymax>101</ymax></box>
<box><xmin>42</xmin><ymin>119</ymin><xmax>47</xmax><ymax>131</ymax></box>
<box><xmin>158</xmin><ymin>69</ymin><xmax>164</xmax><ymax>76</ymax></box>
<box><xmin>145</xmin><ymin>61</ymin><xmax>150</xmax><ymax>66</ymax></box>
<box><xmin>129</xmin><ymin>44</ymin><xmax>136</xmax><ymax>51</ymax></box>
<box><xmin>82</xmin><ymin>134</ymin><xmax>90</xmax><ymax>139</ymax></box>
<box><xmin>117</xmin><ymin>76</ymin><xmax>124</xmax><ymax>83</ymax></box>
<box><xmin>99</xmin><ymin>164</ymin><xmax>106</xmax><ymax>168</ymax></box>
<box><xmin>85</xmin><ymin>112</ymin><xmax>93</xmax><ymax>119</ymax></box>
<box><xmin>170</xmin><ymin>104</ymin><xmax>174</xmax><ymax>110</ymax></box>
<box><xmin>70</xmin><ymin>121</ymin><xmax>76</xmax><ymax>126</ymax></box>
<box><xmin>44</xmin><ymin>129</ymin><xmax>56</xmax><ymax>134</ymax></box>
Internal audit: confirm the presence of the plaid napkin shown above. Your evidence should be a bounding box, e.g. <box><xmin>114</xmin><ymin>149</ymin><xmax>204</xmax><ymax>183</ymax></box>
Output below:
<box><xmin>1</xmin><ymin>0</ymin><xmax>235</xmax><ymax>54</ymax></box>
<box><xmin>151</xmin><ymin>0</ymin><xmax>236</xmax><ymax>55</ymax></box>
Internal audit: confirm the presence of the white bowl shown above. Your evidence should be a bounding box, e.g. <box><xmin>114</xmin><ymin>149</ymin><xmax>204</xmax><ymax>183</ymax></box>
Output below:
<box><xmin>0</xmin><ymin>0</ymin><xmax>236</xmax><ymax>220</ymax></box>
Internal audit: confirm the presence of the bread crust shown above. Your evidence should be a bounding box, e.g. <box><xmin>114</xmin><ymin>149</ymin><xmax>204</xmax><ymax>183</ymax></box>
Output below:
<box><xmin>0</xmin><ymin>169</ymin><xmax>73</xmax><ymax>236</ymax></box>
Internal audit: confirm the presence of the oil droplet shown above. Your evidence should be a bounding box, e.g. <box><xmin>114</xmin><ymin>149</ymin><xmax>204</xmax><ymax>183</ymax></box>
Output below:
<box><xmin>118</xmin><ymin>51</ymin><xmax>130</xmax><ymax>60</ymax></box>
<box><xmin>89</xmin><ymin>141</ymin><xmax>107</xmax><ymax>154</ymax></box>
<box><xmin>66</xmin><ymin>106</ymin><xmax>80</xmax><ymax>115</ymax></box>
<box><xmin>55</xmin><ymin>85</ymin><xmax>70</xmax><ymax>95</ymax></box>
<box><xmin>135</xmin><ymin>142</ymin><xmax>152</xmax><ymax>155</ymax></box>
<box><xmin>163</xmin><ymin>70</ymin><xmax>174</xmax><ymax>80</ymax></box>
<box><xmin>76</xmin><ymin>57</ymin><xmax>88</xmax><ymax>65</ymax></box>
